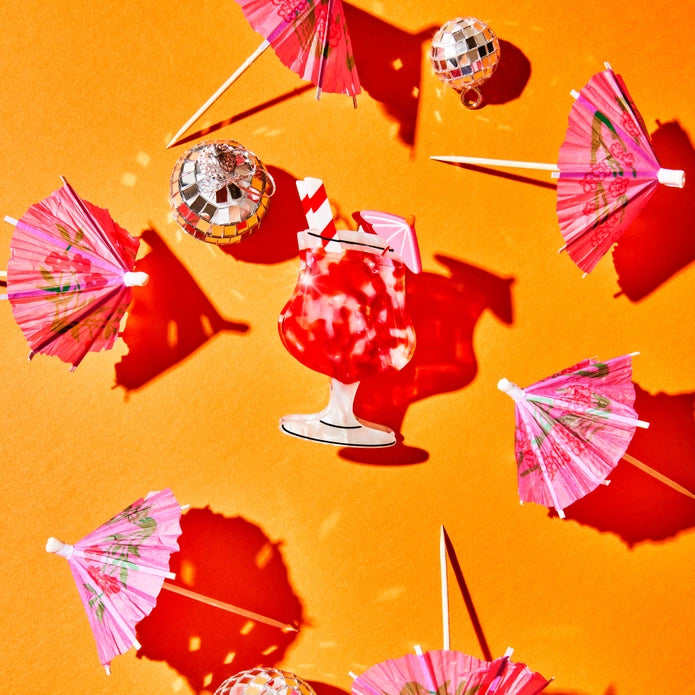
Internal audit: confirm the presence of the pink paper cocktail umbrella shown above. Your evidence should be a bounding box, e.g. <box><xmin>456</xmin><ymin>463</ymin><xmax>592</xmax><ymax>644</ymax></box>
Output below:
<box><xmin>167</xmin><ymin>0</ymin><xmax>361</xmax><ymax>147</ymax></box>
<box><xmin>0</xmin><ymin>177</ymin><xmax>148</xmax><ymax>370</ymax></box>
<box><xmin>431</xmin><ymin>62</ymin><xmax>685</xmax><ymax>274</ymax></box>
<box><xmin>46</xmin><ymin>489</ymin><xmax>296</xmax><ymax>672</ymax></box>
<box><xmin>352</xmin><ymin>210</ymin><xmax>423</xmax><ymax>274</ymax></box>
<box><xmin>352</xmin><ymin>647</ymin><xmax>550</xmax><ymax>695</ymax></box>
<box><xmin>498</xmin><ymin>353</ymin><xmax>695</xmax><ymax>518</ymax></box>
<box><xmin>46</xmin><ymin>489</ymin><xmax>182</xmax><ymax>673</ymax></box>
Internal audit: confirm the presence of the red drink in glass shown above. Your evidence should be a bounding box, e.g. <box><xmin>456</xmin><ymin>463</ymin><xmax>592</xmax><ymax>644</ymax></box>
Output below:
<box><xmin>278</xmin><ymin>228</ymin><xmax>416</xmax><ymax>446</ymax></box>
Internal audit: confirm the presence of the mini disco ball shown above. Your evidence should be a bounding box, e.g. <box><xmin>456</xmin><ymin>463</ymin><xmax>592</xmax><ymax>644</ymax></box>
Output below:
<box><xmin>429</xmin><ymin>17</ymin><xmax>500</xmax><ymax>108</ymax></box>
<box><xmin>214</xmin><ymin>668</ymin><xmax>316</xmax><ymax>695</ymax></box>
<box><xmin>169</xmin><ymin>140</ymin><xmax>275</xmax><ymax>244</ymax></box>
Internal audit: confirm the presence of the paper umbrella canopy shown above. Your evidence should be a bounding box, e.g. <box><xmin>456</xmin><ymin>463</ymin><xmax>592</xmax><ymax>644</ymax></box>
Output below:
<box><xmin>352</xmin><ymin>647</ymin><xmax>551</xmax><ymax>695</ymax></box>
<box><xmin>236</xmin><ymin>0</ymin><xmax>361</xmax><ymax>99</ymax></box>
<box><xmin>555</xmin><ymin>62</ymin><xmax>684</xmax><ymax>272</ymax></box>
<box><xmin>431</xmin><ymin>62</ymin><xmax>685</xmax><ymax>274</ymax></box>
<box><xmin>353</xmin><ymin>209</ymin><xmax>423</xmax><ymax>274</ymax></box>
<box><xmin>1</xmin><ymin>177</ymin><xmax>147</xmax><ymax>370</ymax></box>
<box><xmin>46</xmin><ymin>489</ymin><xmax>182</xmax><ymax>672</ymax></box>
<box><xmin>497</xmin><ymin>353</ymin><xmax>649</xmax><ymax>517</ymax></box>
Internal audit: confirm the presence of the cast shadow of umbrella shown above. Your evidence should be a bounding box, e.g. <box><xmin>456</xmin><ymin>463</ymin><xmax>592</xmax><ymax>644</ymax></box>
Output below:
<box><xmin>432</xmin><ymin>159</ymin><xmax>557</xmax><ymax>191</ymax></box>
<box><xmin>136</xmin><ymin>507</ymin><xmax>304</xmax><ymax>694</ymax></box>
<box><xmin>114</xmin><ymin>227</ymin><xmax>249</xmax><ymax>393</ymax></box>
<box><xmin>612</xmin><ymin>120</ymin><xmax>695</xmax><ymax>301</ymax></box>
<box><xmin>341</xmin><ymin>254</ymin><xmax>514</xmax><ymax>465</ymax></box>
<box><xmin>441</xmin><ymin>527</ymin><xmax>494</xmax><ymax>661</ymax></box>
<box><xmin>343</xmin><ymin>3</ymin><xmax>438</xmax><ymax>148</ymax></box>
<box><xmin>220</xmin><ymin>165</ymin><xmax>308</xmax><ymax>265</ymax></box>
<box><xmin>479</xmin><ymin>40</ymin><xmax>531</xmax><ymax>106</ymax></box>
<box><xmin>562</xmin><ymin>384</ymin><xmax>695</xmax><ymax>546</ymax></box>
<box><xmin>173</xmin><ymin>85</ymin><xmax>315</xmax><ymax>149</ymax></box>
<box><xmin>444</xmin><ymin>529</ymin><xmax>566</xmax><ymax>691</ymax></box>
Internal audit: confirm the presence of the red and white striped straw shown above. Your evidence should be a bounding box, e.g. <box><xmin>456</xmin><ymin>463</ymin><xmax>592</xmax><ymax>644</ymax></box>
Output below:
<box><xmin>296</xmin><ymin>177</ymin><xmax>337</xmax><ymax>239</ymax></box>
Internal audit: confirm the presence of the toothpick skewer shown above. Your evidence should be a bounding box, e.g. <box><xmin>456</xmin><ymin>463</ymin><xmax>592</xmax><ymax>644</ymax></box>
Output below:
<box><xmin>161</xmin><ymin>581</ymin><xmax>298</xmax><ymax>632</ymax></box>
<box><xmin>440</xmin><ymin>525</ymin><xmax>450</xmax><ymax>650</ymax></box>
<box><xmin>166</xmin><ymin>39</ymin><xmax>271</xmax><ymax>148</ymax></box>
<box><xmin>430</xmin><ymin>155</ymin><xmax>558</xmax><ymax>172</ymax></box>
<box><xmin>622</xmin><ymin>453</ymin><xmax>695</xmax><ymax>500</ymax></box>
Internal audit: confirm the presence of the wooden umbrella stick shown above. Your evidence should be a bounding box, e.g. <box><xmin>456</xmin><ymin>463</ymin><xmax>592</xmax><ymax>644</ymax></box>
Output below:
<box><xmin>622</xmin><ymin>453</ymin><xmax>695</xmax><ymax>500</ymax></box>
<box><xmin>440</xmin><ymin>525</ymin><xmax>450</xmax><ymax>650</ymax></box>
<box><xmin>161</xmin><ymin>581</ymin><xmax>298</xmax><ymax>632</ymax></box>
<box><xmin>430</xmin><ymin>155</ymin><xmax>558</xmax><ymax>172</ymax></box>
<box><xmin>166</xmin><ymin>39</ymin><xmax>271</xmax><ymax>149</ymax></box>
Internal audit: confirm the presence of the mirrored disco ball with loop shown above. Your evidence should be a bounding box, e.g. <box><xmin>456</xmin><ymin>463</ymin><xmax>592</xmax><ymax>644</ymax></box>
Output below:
<box><xmin>429</xmin><ymin>17</ymin><xmax>500</xmax><ymax>108</ymax></box>
<box><xmin>215</xmin><ymin>668</ymin><xmax>316</xmax><ymax>695</ymax></box>
<box><xmin>170</xmin><ymin>140</ymin><xmax>275</xmax><ymax>244</ymax></box>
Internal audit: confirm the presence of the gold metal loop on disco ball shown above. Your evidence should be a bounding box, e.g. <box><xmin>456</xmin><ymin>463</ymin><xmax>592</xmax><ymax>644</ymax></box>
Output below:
<box><xmin>169</xmin><ymin>140</ymin><xmax>275</xmax><ymax>244</ymax></box>
<box><xmin>429</xmin><ymin>17</ymin><xmax>500</xmax><ymax>109</ymax></box>
<box><xmin>460</xmin><ymin>87</ymin><xmax>484</xmax><ymax>109</ymax></box>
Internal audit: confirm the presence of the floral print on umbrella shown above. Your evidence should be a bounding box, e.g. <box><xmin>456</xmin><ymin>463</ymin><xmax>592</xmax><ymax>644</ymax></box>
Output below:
<box><xmin>499</xmin><ymin>354</ymin><xmax>649</xmax><ymax>517</ymax></box>
<box><xmin>2</xmin><ymin>177</ymin><xmax>144</xmax><ymax>369</ymax></box>
<box><xmin>46</xmin><ymin>489</ymin><xmax>182</xmax><ymax>670</ymax></box>
<box><xmin>556</xmin><ymin>64</ymin><xmax>684</xmax><ymax>274</ymax></box>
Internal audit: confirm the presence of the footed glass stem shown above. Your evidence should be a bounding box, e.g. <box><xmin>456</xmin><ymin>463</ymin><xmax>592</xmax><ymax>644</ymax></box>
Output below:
<box><xmin>280</xmin><ymin>378</ymin><xmax>396</xmax><ymax>447</ymax></box>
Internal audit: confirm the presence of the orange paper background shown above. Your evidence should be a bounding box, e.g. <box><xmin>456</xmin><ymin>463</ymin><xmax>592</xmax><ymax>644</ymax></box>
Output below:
<box><xmin>1</xmin><ymin>1</ymin><xmax>694</xmax><ymax>694</ymax></box>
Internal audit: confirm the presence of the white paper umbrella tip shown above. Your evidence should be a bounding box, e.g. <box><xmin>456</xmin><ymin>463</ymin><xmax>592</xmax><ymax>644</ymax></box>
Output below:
<box><xmin>45</xmin><ymin>537</ymin><xmax>64</xmax><ymax>553</ymax></box>
<box><xmin>498</xmin><ymin>378</ymin><xmax>526</xmax><ymax>402</ymax></box>
<box><xmin>657</xmin><ymin>168</ymin><xmax>685</xmax><ymax>188</ymax></box>
<box><xmin>123</xmin><ymin>271</ymin><xmax>149</xmax><ymax>287</ymax></box>
<box><xmin>46</xmin><ymin>537</ymin><xmax>74</xmax><ymax>558</ymax></box>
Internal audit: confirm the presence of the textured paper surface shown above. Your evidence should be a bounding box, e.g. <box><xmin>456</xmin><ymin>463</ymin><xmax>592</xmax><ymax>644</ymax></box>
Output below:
<box><xmin>0</xmin><ymin>1</ymin><xmax>694</xmax><ymax>694</ymax></box>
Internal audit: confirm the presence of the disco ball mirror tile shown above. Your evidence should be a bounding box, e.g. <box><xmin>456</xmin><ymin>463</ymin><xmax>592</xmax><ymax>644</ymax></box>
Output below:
<box><xmin>215</xmin><ymin>668</ymin><xmax>316</xmax><ymax>695</ymax></box>
<box><xmin>169</xmin><ymin>140</ymin><xmax>274</xmax><ymax>244</ymax></box>
<box><xmin>430</xmin><ymin>17</ymin><xmax>500</xmax><ymax>94</ymax></box>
